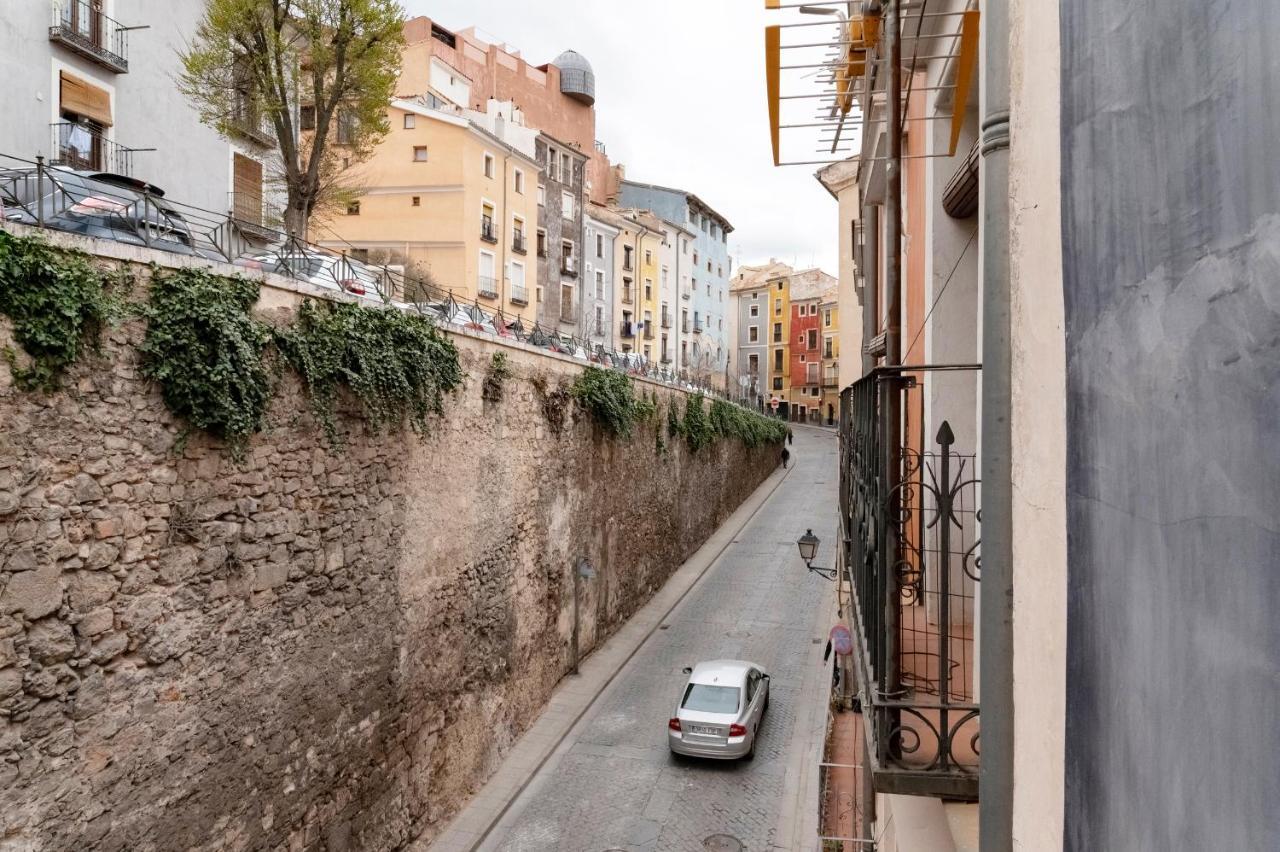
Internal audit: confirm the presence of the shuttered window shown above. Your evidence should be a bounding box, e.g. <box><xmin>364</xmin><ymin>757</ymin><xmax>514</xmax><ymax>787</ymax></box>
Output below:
<box><xmin>232</xmin><ymin>154</ymin><xmax>263</xmax><ymax>225</ymax></box>
<box><xmin>60</xmin><ymin>71</ymin><xmax>112</xmax><ymax>126</ymax></box>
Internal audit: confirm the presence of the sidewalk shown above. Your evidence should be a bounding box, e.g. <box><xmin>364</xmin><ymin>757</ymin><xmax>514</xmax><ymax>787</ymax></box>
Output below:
<box><xmin>415</xmin><ymin>462</ymin><xmax>813</xmax><ymax>852</ymax></box>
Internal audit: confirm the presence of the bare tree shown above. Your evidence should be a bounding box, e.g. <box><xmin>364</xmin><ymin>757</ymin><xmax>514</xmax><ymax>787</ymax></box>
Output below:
<box><xmin>179</xmin><ymin>0</ymin><xmax>405</xmax><ymax>235</ymax></box>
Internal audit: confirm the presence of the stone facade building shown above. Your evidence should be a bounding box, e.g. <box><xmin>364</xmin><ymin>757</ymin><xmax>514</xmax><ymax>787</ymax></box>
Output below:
<box><xmin>534</xmin><ymin>134</ymin><xmax>587</xmax><ymax>336</ymax></box>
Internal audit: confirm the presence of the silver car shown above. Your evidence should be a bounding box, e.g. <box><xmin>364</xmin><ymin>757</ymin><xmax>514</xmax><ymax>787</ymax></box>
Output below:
<box><xmin>667</xmin><ymin>659</ymin><xmax>770</xmax><ymax>760</ymax></box>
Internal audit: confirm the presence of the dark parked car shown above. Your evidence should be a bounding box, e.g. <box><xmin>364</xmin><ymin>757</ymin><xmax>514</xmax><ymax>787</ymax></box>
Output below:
<box><xmin>0</xmin><ymin>166</ymin><xmax>211</xmax><ymax>258</ymax></box>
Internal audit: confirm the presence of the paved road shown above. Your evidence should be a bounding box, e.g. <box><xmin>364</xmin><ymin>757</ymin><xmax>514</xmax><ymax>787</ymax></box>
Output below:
<box><xmin>482</xmin><ymin>427</ymin><xmax>839</xmax><ymax>852</ymax></box>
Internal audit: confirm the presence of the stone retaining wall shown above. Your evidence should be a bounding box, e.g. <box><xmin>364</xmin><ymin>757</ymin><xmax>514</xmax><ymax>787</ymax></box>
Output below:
<box><xmin>0</xmin><ymin>230</ymin><xmax>778</xmax><ymax>851</ymax></box>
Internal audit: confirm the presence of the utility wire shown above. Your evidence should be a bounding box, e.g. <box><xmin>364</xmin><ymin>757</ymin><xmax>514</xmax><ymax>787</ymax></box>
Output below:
<box><xmin>903</xmin><ymin>224</ymin><xmax>978</xmax><ymax>358</ymax></box>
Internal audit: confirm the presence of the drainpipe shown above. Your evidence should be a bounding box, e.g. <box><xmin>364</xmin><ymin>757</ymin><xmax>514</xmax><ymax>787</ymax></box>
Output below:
<box><xmin>861</xmin><ymin>205</ymin><xmax>880</xmax><ymax>377</ymax></box>
<box><xmin>881</xmin><ymin>0</ymin><xmax>905</xmax><ymax>759</ymax></box>
<box><xmin>978</xmin><ymin>0</ymin><xmax>1013</xmax><ymax>847</ymax></box>
<box><xmin>501</xmin><ymin>150</ymin><xmax>510</xmax><ymax>312</ymax></box>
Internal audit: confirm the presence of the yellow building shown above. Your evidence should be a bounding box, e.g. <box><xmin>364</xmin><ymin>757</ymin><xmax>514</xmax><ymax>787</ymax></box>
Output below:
<box><xmin>316</xmin><ymin>99</ymin><xmax>540</xmax><ymax>325</ymax></box>
<box><xmin>767</xmin><ymin>272</ymin><xmax>790</xmax><ymax>405</ymax></box>
<box><xmin>613</xmin><ymin>209</ymin><xmax>665</xmax><ymax>359</ymax></box>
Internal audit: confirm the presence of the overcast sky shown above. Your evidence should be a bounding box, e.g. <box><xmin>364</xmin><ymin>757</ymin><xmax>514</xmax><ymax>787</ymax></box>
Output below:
<box><xmin>403</xmin><ymin>0</ymin><xmax>841</xmax><ymax>275</ymax></box>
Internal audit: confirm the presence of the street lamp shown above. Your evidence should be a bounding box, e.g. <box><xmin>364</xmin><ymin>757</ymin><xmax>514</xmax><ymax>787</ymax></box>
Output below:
<box><xmin>797</xmin><ymin>529</ymin><xmax>837</xmax><ymax>581</ymax></box>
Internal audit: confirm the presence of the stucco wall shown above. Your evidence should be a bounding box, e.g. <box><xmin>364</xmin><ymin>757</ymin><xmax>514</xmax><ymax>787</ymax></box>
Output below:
<box><xmin>0</xmin><ymin>229</ymin><xmax>779</xmax><ymax>851</ymax></box>
<box><xmin>1060</xmin><ymin>0</ymin><xmax>1280</xmax><ymax>848</ymax></box>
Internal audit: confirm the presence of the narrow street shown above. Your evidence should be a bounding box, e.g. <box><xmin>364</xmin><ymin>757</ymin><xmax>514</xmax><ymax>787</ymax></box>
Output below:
<box><xmin>474</xmin><ymin>426</ymin><xmax>839</xmax><ymax>852</ymax></box>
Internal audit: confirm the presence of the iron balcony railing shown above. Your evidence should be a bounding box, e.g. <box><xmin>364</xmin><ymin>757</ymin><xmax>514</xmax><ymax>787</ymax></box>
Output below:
<box><xmin>50</xmin><ymin>122</ymin><xmax>145</xmax><ymax>176</ymax></box>
<box><xmin>50</xmin><ymin>0</ymin><xmax>129</xmax><ymax>73</ymax></box>
<box><xmin>693</xmin><ymin>322</ymin><xmax>704</xmax><ymax>335</ymax></box>
<box><xmin>840</xmin><ymin>364</ymin><xmax>982</xmax><ymax>801</ymax></box>
<box><xmin>824</xmin><ymin>365</ymin><xmax>840</xmax><ymax>387</ymax></box>
<box><xmin>560</xmin><ymin>255</ymin><xmax>577</xmax><ymax>277</ymax></box>
<box><xmin>620</xmin><ymin>320</ymin><xmax>635</xmax><ymax>339</ymax></box>
<box><xmin>509</xmin><ymin>283</ymin><xmax>529</xmax><ymax>305</ymax></box>
<box><xmin>480</xmin><ymin>216</ymin><xmax>497</xmax><ymax>243</ymax></box>
<box><xmin>643</xmin><ymin>323</ymin><xmax>654</xmax><ymax>340</ymax></box>
<box><xmin>229</xmin><ymin>99</ymin><xmax>273</xmax><ymax>147</ymax></box>
<box><xmin>661</xmin><ymin>311</ymin><xmax>672</xmax><ymax>329</ymax></box>
<box><xmin>512</xmin><ymin>231</ymin><xmax>527</xmax><ymax>254</ymax></box>
<box><xmin>477</xmin><ymin>276</ymin><xmax>498</xmax><ymax>299</ymax></box>
<box><xmin>622</xmin><ymin>255</ymin><xmax>634</xmax><ymax>272</ymax></box>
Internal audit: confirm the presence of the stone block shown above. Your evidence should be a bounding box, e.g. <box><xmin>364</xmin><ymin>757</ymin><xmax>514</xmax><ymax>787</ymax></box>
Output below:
<box><xmin>2</xmin><ymin>563</ymin><xmax>63</xmax><ymax>619</ymax></box>
<box><xmin>4</xmin><ymin>546</ymin><xmax>37</xmax><ymax>573</ymax></box>
<box><xmin>27</xmin><ymin>619</ymin><xmax>75</xmax><ymax>665</ymax></box>
<box><xmin>68</xmin><ymin>572</ymin><xmax>119</xmax><ymax>613</ymax></box>
<box><xmin>89</xmin><ymin>631</ymin><xmax>128</xmax><ymax>665</ymax></box>
<box><xmin>78</xmin><ymin>606</ymin><xmax>115</xmax><ymax>637</ymax></box>
<box><xmin>253</xmin><ymin>561</ymin><xmax>290</xmax><ymax>592</ymax></box>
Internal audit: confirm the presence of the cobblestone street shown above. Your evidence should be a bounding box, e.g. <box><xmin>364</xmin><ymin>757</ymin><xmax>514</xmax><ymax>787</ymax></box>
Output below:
<box><xmin>481</xmin><ymin>427</ymin><xmax>838</xmax><ymax>852</ymax></box>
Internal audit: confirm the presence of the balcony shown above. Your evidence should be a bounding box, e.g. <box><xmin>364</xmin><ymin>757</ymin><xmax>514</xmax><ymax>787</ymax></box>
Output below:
<box><xmin>477</xmin><ymin>276</ymin><xmax>498</xmax><ymax>299</ymax></box>
<box><xmin>643</xmin><ymin>323</ymin><xmax>654</xmax><ymax>341</ymax></box>
<box><xmin>560</xmin><ymin>255</ymin><xmax>578</xmax><ymax>278</ymax></box>
<box><xmin>510</xmin><ymin>284</ymin><xmax>529</xmax><ymax>305</ymax></box>
<box><xmin>823</xmin><ymin>365</ymin><xmax>840</xmax><ymax>388</ymax></box>
<box><xmin>50</xmin><ymin>1</ymin><xmax>129</xmax><ymax>73</ymax></box>
<box><xmin>480</xmin><ymin>216</ymin><xmax>498</xmax><ymax>244</ymax></box>
<box><xmin>50</xmin><ymin>122</ymin><xmax>143</xmax><ymax>176</ymax></box>
<box><xmin>839</xmin><ymin>365</ymin><xmax>982</xmax><ymax>800</ymax></box>
<box><xmin>660</xmin><ymin>312</ymin><xmax>672</xmax><ymax>329</ymax></box>
<box><xmin>512</xmin><ymin>231</ymin><xmax>527</xmax><ymax>255</ymax></box>
<box><xmin>622</xmin><ymin>256</ymin><xmax>634</xmax><ymax>272</ymax></box>
<box><xmin>228</xmin><ymin>190</ymin><xmax>282</xmax><ymax>240</ymax></box>
<box><xmin>619</xmin><ymin>321</ymin><xmax>635</xmax><ymax>339</ymax></box>
<box><xmin>693</xmin><ymin>322</ymin><xmax>704</xmax><ymax>335</ymax></box>
<box><xmin>621</xmin><ymin>288</ymin><xmax>634</xmax><ymax>306</ymax></box>
<box><xmin>228</xmin><ymin>99</ymin><xmax>274</xmax><ymax>148</ymax></box>
<box><xmin>682</xmin><ymin>320</ymin><xmax>690</xmax><ymax>334</ymax></box>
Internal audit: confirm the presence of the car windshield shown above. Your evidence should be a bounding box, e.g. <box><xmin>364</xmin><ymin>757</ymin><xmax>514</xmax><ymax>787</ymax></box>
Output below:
<box><xmin>681</xmin><ymin>683</ymin><xmax>740</xmax><ymax>714</ymax></box>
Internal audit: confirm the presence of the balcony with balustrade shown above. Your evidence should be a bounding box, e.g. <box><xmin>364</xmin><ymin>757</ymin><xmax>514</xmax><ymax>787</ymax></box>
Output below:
<box><xmin>49</xmin><ymin>0</ymin><xmax>130</xmax><ymax>73</ymax></box>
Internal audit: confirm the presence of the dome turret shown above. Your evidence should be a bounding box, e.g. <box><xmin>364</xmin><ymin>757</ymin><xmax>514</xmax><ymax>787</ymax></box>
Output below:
<box><xmin>553</xmin><ymin>50</ymin><xmax>596</xmax><ymax>106</ymax></box>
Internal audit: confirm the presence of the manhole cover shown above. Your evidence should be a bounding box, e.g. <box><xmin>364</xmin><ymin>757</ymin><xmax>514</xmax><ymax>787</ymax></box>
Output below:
<box><xmin>704</xmin><ymin>835</ymin><xmax>744</xmax><ymax>852</ymax></box>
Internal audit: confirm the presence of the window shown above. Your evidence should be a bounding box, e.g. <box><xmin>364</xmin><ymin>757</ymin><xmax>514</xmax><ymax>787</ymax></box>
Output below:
<box><xmin>336</xmin><ymin>110</ymin><xmax>357</xmax><ymax>145</ymax></box>
<box><xmin>748</xmin><ymin>326</ymin><xmax>759</xmax><ymax>343</ymax></box>
<box><xmin>596</xmin><ymin>234</ymin><xmax>604</xmax><ymax>257</ymax></box>
<box><xmin>346</xmin><ymin>200</ymin><xmax>360</xmax><ymax>215</ymax></box>
<box><xmin>813</xmin><ymin>387</ymin><xmax>821</xmax><ymax>398</ymax></box>
<box><xmin>773</xmin><ymin>322</ymin><xmax>782</xmax><ymax>343</ymax></box>
<box><xmin>773</xmin><ymin>377</ymin><xmax>783</xmax><ymax>390</ymax></box>
<box><xmin>514</xmin><ymin>169</ymin><xmax>524</xmax><ymax>194</ymax></box>
<box><xmin>595</xmin><ymin>270</ymin><xmax>605</xmax><ymax>299</ymax></box>
<box><xmin>536</xmin><ymin>229</ymin><xmax>547</xmax><ymax>257</ymax></box>
<box><xmin>538</xmin><ymin>184</ymin><xmax>545</xmax><ymax>206</ymax></box>
<box><xmin>774</xmin><ymin>349</ymin><xmax>783</xmax><ymax>370</ymax></box>
<box><xmin>483</xmin><ymin>153</ymin><xmax>495</xmax><ymax>178</ymax></box>
<box><xmin>808</xmin><ymin>329</ymin><xmax>818</xmax><ymax>349</ymax></box>
<box><xmin>546</xmin><ymin>146</ymin><xmax>557</xmax><ymax>180</ymax></box>
<box><xmin>824</xmin><ymin>309</ymin><xmax>832</xmax><ymax>327</ymax></box>
<box><xmin>623</xmin><ymin>245</ymin><xmax>634</xmax><ymax>270</ymax></box>
<box><xmin>717</xmin><ymin>265</ymin><xmax>722</xmax><ymax>277</ymax></box>
<box><xmin>662</xmin><ymin>266</ymin><xmax>669</xmax><ymax>287</ymax></box>
<box><xmin>750</xmin><ymin>304</ymin><xmax>759</xmax><ymax>318</ymax></box>
<box><xmin>413</xmin><ymin>146</ymin><xmax>429</xmax><ymax>161</ymax></box>
<box><xmin>595</xmin><ymin>305</ymin><xmax>604</xmax><ymax>331</ymax></box>
<box><xmin>562</xmin><ymin>240</ymin><xmax>574</xmax><ymax>265</ymax></box>
<box><xmin>644</xmin><ymin>278</ymin><xmax>653</xmax><ymax>300</ymax></box>
<box><xmin>561</xmin><ymin>152</ymin><xmax>571</xmax><ymax>181</ymax></box>
<box><xmin>509</xmin><ymin>260</ymin><xmax>526</xmax><ymax>297</ymax></box>
<box><xmin>644</xmin><ymin>249</ymin><xmax>652</xmax><ymax>265</ymax></box>
<box><xmin>824</xmin><ymin>337</ymin><xmax>834</xmax><ymax>358</ymax></box>
<box><xmin>693</xmin><ymin>251</ymin><xmax>699</xmax><ymax>266</ymax></box>
<box><xmin>775</xmin><ymin>299</ymin><xmax>783</xmax><ymax>316</ymax></box>
<box><xmin>478</xmin><ymin>250</ymin><xmax>496</xmax><ymax>296</ymax></box>
<box><xmin>403</xmin><ymin>113</ymin><xmax>416</xmax><ymax>129</ymax></box>
<box><xmin>300</xmin><ymin>105</ymin><xmax>316</xmax><ymax>130</ymax></box>
<box><xmin>748</xmin><ymin>354</ymin><xmax>759</xmax><ymax>375</ymax></box>
<box><xmin>562</xmin><ymin>191</ymin><xmax>574</xmax><ymax>220</ymax></box>
<box><xmin>706</xmin><ymin>260</ymin><xmax>712</xmax><ymax>273</ymax></box>
<box><xmin>412</xmin><ymin>196</ymin><xmax>420</xmax><ymax>207</ymax></box>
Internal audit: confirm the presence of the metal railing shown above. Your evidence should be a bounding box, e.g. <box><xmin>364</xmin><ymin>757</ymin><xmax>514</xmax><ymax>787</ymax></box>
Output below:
<box><xmin>824</xmin><ymin>366</ymin><xmax>840</xmax><ymax>387</ymax></box>
<box><xmin>620</xmin><ymin>321</ymin><xmax>635</xmax><ymax>339</ymax></box>
<box><xmin>477</xmin><ymin>276</ymin><xmax>498</xmax><ymax>299</ymax></box>
<box><xmin>839</xmin><ymin>365</ymin><xmax>982</xmax><ymax>800</ymax></box>
<box><xmin>621</xmin><ymin>288</ymin><xmax>634</xmax><ymax>305</ymax></box>
<box><xmin>512</xmin><ymin>231</ymin><xmax>526</xmax><ymax>254</ymax></box>
<box><xmin>560</xmin><ymin>255</ymin><xmax>577</xmax><ymax>277</ymax></box>
<box><xmin>480</xmin><ymin>216</ymin><xmax>497</xmax><ymax>243</ymax></box>
<box><xmin>661</xmin><ymin>311</ymin><xmax>671</xmax><ymax>329</ymax></box>
<box><xmin>643</xmin><ymin>323</ymin><xmax>654</xmax><ymax>340</ymax></box>
<box><xmin>693</xmin><ymin>322</ymin><xmax>704</xmax><ymax>335</ymax></box>
<box><xmin>0</xmin><ymin>149</ymin><xmax>762</xmax><ymax>404</ymax></box>
<box><xmin>50</xmin><ymin>0</ymin><xmax>129</xmax><ymax>73</ymax></box>
<box><xmin>49</xmin><ymin>122</ymin><xmax>146</xmax><ymax>176</ymax></box>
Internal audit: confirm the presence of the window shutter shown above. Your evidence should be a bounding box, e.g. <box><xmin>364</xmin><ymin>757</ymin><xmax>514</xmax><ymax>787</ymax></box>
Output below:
<box><xmin>60</xmin><ymin>71</ymin><xmax>112</xmax><ymax>126</ymax></box>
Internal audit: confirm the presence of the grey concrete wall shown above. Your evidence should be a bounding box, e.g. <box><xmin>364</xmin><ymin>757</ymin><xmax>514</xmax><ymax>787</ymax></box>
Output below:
<box><xmin>1060</xmin><ymin>1</ymin><xmax>1280</xmax><ymax>848</ymax></box>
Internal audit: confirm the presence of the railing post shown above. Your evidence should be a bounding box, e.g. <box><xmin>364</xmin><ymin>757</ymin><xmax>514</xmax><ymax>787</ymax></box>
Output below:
<box><xmin>936</xmin><ymin>420</ymin><xmax>955</xmax><ymax>771</ymax></box>
<box><xmin>35</xmin><ymin>155</ymin><xmax>45</xmax><ymax>227</ymax></box>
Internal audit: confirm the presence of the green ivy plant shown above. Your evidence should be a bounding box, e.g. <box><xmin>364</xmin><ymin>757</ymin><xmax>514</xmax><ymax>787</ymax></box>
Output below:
<box><xmin>667</xmin><ymin>400</ymin><xmax>683</xmax><ymax>439</ymax></box>
<box><xmin>0</xmin><ymin>231</ymin><xmax>120</xmax><ymax>391</ymax></box>
<box><xmin>139</xmin><ymin>267</ymin><xmax>273</xmax><ymax>456</ymax></box>
<box><xmin>482</xmin><ymin>351</ymin><xmax>511</xmax><ymax>404</ymax></box>
<box><xmin>275</xmin><ymin>298</ymin><xmax>463</xmax><ymax>442</ymax></box>
<box><xmin>571</xmin><ymin>366</ymin><xmax>651</xmax><ymax>438</ymax></box>
<box><xmin>709</xmin><ymin>398</ymin><xmax>788</xmax><ymax>448</ymax></box>
<box><xmin>682</xmin><ymin>392</ymin><xmax>716</xmax><ymax>453</ymax></box>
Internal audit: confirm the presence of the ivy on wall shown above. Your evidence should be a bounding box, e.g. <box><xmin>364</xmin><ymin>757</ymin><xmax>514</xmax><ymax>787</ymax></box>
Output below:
<box><xmin>276</xmin><ymin>299</ymin><xmax>463</xmax><ymax>442</ymax></box>
<box><xmin>570</xmin><ymin>366</ymin><xmax>650</xmax><ymax>438</ymax></box>
<box><xmin>139</xmin><ymin>268</ymin><xmax>274</xmax><ymax>456</ymax></box>
<box><xmin>0</xmin><ymin>231</ymin><xmax>119</xmax><ymax>391</ymax></box>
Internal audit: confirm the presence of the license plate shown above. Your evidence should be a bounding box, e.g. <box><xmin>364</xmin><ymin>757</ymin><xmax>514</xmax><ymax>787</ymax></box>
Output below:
<box><xmin>688</xmin><ymin>725</ymin><xmax>720</xmax><ymax>736</ymax></box>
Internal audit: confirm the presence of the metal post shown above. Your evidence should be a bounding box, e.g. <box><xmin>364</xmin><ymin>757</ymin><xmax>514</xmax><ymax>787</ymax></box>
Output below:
<box><xmin>571</xmin><ymin>561</ymin><xmax>581</xmax><ymax>675</ymax></box>
<box><xmin>882</xmin><ymin>0</ymin><xmax>905</xmax><ymax>760</ymax></box>
<box><xmin>35</xmin><ymin>155</ymin><xmax>47</xmax><ymax>227</ymax></box>
<box><xmin>978</xmin><ymin>0</ymin><xmax>1014</xmax><ymax>844</ymax></box>
<box><xmin>936</xmin><ymin>421</ymin><xmax>954</xmax><ymax>770</ymax></box>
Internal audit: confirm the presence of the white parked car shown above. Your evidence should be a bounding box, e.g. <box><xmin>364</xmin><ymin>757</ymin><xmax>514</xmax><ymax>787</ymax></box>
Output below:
<box><xmin>254</xmin><ymin>250</ymin><xmax>384</xmax><ymax>298</ymax></box>
<box><xmin>667</xmin><ymin>659</ymin><xmax>769</xmax><ymax>760</ymax></box>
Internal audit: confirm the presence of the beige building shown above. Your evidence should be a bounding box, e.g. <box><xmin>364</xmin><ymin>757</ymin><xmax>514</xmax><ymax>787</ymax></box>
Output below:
<box><xmin>814</xmin><ymin>158</ymin><xmax>862</xmax><ymax>390</ymax></box>
<box><xmin>316</xmin><ymin>99</ymin><xmax>540</xmax><ymax>325</ymax></box>
<box><xmin>612</xmin><ymin>209</ymin><xmax>665</xmax><ymax>359</ymax></box>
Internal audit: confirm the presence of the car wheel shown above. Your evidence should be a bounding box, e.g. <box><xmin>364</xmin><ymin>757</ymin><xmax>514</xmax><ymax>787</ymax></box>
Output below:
<box><xmin>744</xmin><ymin>732</ymin><xmax>757</xmax><ymax>761</ymax></box>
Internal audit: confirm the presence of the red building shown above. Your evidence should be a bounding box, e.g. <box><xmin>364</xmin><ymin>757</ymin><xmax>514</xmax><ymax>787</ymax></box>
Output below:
<box><xmin>788</xmin><ymin>296</ymin><xmax>823</xmax><ymax>422</ymax></box>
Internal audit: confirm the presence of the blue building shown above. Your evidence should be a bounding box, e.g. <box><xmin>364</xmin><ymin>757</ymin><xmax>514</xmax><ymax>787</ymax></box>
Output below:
<box><xmin>618</xmin><ymin>179</ymin><xmax>734</xmax><ymax>387</ymax></box>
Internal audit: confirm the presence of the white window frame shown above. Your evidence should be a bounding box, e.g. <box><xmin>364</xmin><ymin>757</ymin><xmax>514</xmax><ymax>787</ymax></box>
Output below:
<box><xmin>403</xmin><ymin>113</ymin><xmax>416</xmax><ymax>129</ymax></box>
<box><xmin>483</xmin><ymin>152</ymin><xmax>495</xmax><ymax>178</ymax></box>
<box><xmin>562</xmin><ymin>190</ymin><xmax>574</xmax><ymax>221</ymax></box>
<box><xmin>748</xmin><ymin>325</ymin><xmax>759</xmax><ymax>343</ymax></box>
<box><xmin>514</xmin><ymin>168</ymin><xmax>524</xmax><ymax>194</ymax></box>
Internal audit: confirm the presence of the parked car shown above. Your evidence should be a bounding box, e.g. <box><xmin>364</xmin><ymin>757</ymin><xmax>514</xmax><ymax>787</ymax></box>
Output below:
<box><xmin>252</xmin><ymin>249</ymin><xmax>384</xmax><ymax>298</ymax></box>
<box><xmin>0</xmin><ymin>166</ymin><xmax>209</xmax><ymax>258</ymax></box>
<box><xmin>667</xmin><ymin>659</ymin><xmax>769</xmax><ymax>760</ymax></box>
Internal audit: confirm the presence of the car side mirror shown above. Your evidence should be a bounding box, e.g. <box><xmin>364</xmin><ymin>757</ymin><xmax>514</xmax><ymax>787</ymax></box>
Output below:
<box><xmin>682</xmin><ymin>666</ymin><xmax>693</xmax><ymax>675</ymax></box>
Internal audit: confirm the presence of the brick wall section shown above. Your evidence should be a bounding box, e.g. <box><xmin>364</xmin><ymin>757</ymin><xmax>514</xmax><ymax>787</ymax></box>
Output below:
<box><xmin>0</xmin><ymin>233</ymin><xmax>778</xmax><ymax>851</ymax></box>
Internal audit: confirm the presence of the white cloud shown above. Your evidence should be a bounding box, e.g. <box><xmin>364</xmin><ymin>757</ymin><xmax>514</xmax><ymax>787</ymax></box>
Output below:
<box><xmin>402</xmin><ymin>0</ymin><xmax>840</xmax><ymax>274</ymax></box>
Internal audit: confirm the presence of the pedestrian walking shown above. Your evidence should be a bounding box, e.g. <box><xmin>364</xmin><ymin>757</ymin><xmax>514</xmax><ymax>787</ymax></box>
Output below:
<box><xmin>824</xmin><ymin>622</ymin><xmax>859</xmax><ymax>712</ymax></box>
<box><xmin>787</xmin><ymin>427</ymin><xmax>794</xmax><ymax>445</ymax></box>
<box><xmin>781</xmin><ymin>446</ymin><xmax>791</xmax><ymax>469</ymax></box>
